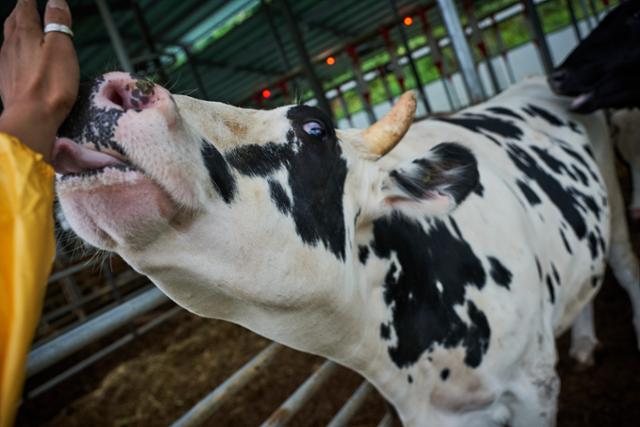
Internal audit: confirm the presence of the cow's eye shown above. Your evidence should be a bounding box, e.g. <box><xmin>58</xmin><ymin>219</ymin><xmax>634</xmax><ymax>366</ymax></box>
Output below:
<box><xmin>303</xmin><ymin>120</ymin><xmax>326</xmax><ymax>138</ymax></box>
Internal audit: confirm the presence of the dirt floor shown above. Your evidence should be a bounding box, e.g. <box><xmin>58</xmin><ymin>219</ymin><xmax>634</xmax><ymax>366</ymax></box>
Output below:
<box><xmin>17</xmin><ymin>186</ymin><xmax>640</xmax><ymax>427</ymax></box>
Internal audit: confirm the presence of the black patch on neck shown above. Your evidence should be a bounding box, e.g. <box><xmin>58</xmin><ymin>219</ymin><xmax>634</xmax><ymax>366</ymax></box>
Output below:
<box><xmin>522</xmin><ymin>104</ymin><xmax>565</xmax><ymax>127</ymax></box>
<box><xmin>201</xmin><ymin>140</ymin><xmax>237</xmax><ymax>203</ymax></box>
<box><xmin>226</xmin><ymin>105</ymin><xmax>348</xmax><ymax>261</ymax></box>
<box><xmin>372</xmin><ymin>216</ymin><xmax>490</xmax><ymax>369</ymax></box>
<box><xmin>487</xmin><ymin>257</ymin><xmax>512</xmax><ymax>289</ymax></box>
<box><xmin>436</xmin><ymin>113</ymin><xmax>524</xmax><ymax>141</ymax></box>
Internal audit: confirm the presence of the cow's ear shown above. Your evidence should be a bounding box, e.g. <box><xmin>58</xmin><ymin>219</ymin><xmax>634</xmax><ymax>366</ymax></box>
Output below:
<box><xmin>378</xmin><ymin>143</ymin><xmax>480</xmax><ymax>217</ymax></box>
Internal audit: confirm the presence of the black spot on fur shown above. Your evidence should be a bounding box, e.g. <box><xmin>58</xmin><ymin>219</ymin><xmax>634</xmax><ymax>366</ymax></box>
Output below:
<box><xmin>523</xmin><ymin>104</ymin><xmax>564</xmax><ymax>127</ymax></box>
<box><xmin>486</xmin><ymin>106</ymin><xmax>525</xmax><ymax>121</ymax></box>
<box><xmin>505</xmin><ymin>143</ymin><xmax>589</xmax><ymax>239</ymax></box>
<box><xmin>546</xmin><ymin>274</ymin><xmax>556</xmax><ymax>304</ymax></box>
<box><xmin>560</xmin><ymin>229</ymin><xmax>573</xmax><ymax>254</ymax></box>
<box><xmin>59</xmin><ymin>78</ymin><xmax>126</xmax><ymax>156</ymax></box>
<box><xmin>268</xmin><ymin>180</ymin><xmax>291</xmax><ymax>214</ymax></box>
<box><xmin>437</xmin><ymin>113</ymin><xmax>523</xmax><ymax>140</ymax></box>
<box><xmin>372</xmin><ymin>216</ymin><xmax>490</xmax><ymax>369</ymax></box>
<box><xmin>408</xmin><ymin>375</ymin><xmax>413</xmax><ymax>383</ymax></box>
<box><xmin>487</xmin><ymin>257</ymin><xmax>512</xmax><ymax>289</ymax></box>
<box><xmin>440</xmin><ymin>368</ymin><xmax>450</xmax><ymax>381</ymax></box>
<box><xmin>516</xmin><ymin>180</ymin><xmax>542</xmax><ymax>206</ymax></box>
<box><xmin>201</xmin><ymin>141</ymin><xmax>237</xmax><ymax>203</ymax></box>
<box><xmin>380</xmin><ymin>323</ymin><xmax>391</xmax><ymax>340</ymax></box>
<box><xmin>359</xmin><ymin>245</ymin><xmax>370</xmax><ymax>265</ymax></box>
<box><xmin>226</xmin><ymin>106</ymin><xmax>348</xmax><ymax>260</ymax></box>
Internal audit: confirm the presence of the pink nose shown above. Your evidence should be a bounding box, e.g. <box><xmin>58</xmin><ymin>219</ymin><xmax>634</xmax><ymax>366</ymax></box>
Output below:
<box><xmin>96</xmin><ymin>71</ymin><xmax>167</xmax><ymax>112</ymax></box>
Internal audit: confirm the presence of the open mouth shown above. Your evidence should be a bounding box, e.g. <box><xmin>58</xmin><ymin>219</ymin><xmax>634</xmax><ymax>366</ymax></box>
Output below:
<box><xmin>52</xmin><ymin>137</ymin><xmax>140</xmax><ymax>180</ymax></box>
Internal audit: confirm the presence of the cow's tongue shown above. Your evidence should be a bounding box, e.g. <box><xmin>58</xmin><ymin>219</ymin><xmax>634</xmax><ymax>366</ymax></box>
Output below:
<box><xmin>51</xmin><ymin>138</ymin><xmax>126</xmax><ymax>174</ymax></box>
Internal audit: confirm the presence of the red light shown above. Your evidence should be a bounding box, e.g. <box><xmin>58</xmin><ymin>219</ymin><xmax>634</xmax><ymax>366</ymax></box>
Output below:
<box><xmin>403</xmin><ymin>16</ymin><xmax>413</xmax><ymax>26</ymax></box>
<box><xmin>262</xmin><ymin>89</ymin><xmax>271</xmax><ymax>99</ymax></box>
<box><xmin>326</xmin><ymin>56</ymin><xmax>336</xmax><ymax>65</ymax></box>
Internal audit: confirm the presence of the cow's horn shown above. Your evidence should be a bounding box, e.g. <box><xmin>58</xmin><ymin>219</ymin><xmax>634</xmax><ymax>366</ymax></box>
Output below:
<box><xmin>363</xmin><ymin>91</ymin><xmax>416</xmax><ymax>156</ymax></box>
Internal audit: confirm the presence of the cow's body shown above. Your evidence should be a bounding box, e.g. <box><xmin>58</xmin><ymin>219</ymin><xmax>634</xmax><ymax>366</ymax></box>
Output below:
<box><xmin>612</xmin><ymin>108</ymin><xmax>640</xmax><ymax>218</ymax></box>
<box><xmin>54</xmin><ymin>74</ymin><xmax>639</xmax><ymax>426</ymax></box>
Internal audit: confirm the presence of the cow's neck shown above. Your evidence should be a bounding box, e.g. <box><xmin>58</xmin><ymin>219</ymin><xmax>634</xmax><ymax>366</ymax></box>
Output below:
<box><xmin>119</xmin><ymin>213</ymin><xmax>421</xmax><ymax>424</ymax></box>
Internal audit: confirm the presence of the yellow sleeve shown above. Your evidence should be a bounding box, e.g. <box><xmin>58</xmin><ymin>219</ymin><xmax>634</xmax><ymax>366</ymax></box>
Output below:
<box><xmin>0</xmin><ymin>133</ymin><xmax>55</xmax><ymax>427</ymax></box>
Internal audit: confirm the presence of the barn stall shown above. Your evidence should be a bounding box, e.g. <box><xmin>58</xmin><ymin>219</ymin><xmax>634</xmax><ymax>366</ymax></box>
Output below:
<box><xmin>2</xmin><ymin>0</ymin><xmax>638</xmax><ymax>425</ymax></box>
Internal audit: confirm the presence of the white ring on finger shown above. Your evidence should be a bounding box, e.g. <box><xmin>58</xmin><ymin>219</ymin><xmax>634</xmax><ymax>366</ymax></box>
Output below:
<box><xmin>44</xmin><ymin>23</ymin><xmax>73</xmax><ymax>38</ymax></box>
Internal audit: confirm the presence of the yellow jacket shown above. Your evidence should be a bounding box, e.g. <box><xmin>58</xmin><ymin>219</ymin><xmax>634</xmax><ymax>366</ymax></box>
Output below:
<box><xmin>0</xmin><ymin>133</ymin><xmax>54</xmax><ymax>426</ymax></box>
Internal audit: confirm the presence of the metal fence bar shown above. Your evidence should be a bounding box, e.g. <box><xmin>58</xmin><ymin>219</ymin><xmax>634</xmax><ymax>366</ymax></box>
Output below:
<box><xmin>27</xmin><ymin>287</ymin><xmax>168</xmax><ymax>377</ymax></box>
<box><xmin>436</xmin><ymin>0</ymin><xmax>485</xmax><ymax>103</ymax></box>
<box><xmin>377</xmin><ymin>412</ymin><xmax>393</xmax><ymax>427</ymax></box>
<box><xmin>47</xmin><ymin>263</ymin><xmax>92</xmax><ymax>284</ymax></box>
<box><xmin>27</xmin><ymin>306</ymin><xmax>182</xmax><ymax>399</ymax></box>
<box><xmin>260</xmin><ymin>361</ymin><xmax>339</xmax><ymax>427</ymax></box>
<box><xmin>95</xmin><ymin>0</ymin><xmax>134</xmax><ymax>73</ymax></box>
<box><xmin>523</xmin><ymin>0</ymin><xmax>554</xmax><ymax>73</ymax></box>
<box><xmin>326</xmin><ymin>381</ymin><xmax>374</xmax><ymax>427</ymax></box>
<box><xmin>171</xmin><ymin>343</ymin><xmax>282</xmax><ymax>427</ymax></box>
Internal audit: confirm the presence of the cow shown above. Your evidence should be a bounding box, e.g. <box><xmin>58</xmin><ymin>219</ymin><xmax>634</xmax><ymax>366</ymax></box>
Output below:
<box><xmin>548</xmin><ymin>0</ymin><xmax>640</xmax><ymax>221</ymax></box>
<box><xmin>53</xmin><ymin>72</ymin><xmax>640</xmax><ymax>427</ymax></box>
<box><xmin>548</xmin><ymin>0</ymin><xmax>640</xmax><ymax>113</ymax></box>
<box><xmin>611</xmin><ymin>108</ymin><xmax>640</xmax><ymax>220</ymax></box>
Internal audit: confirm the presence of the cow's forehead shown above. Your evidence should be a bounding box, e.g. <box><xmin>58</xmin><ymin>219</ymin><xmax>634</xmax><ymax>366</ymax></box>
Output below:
<box><xmin>174</xmin><ymin>95</ymin><xmax>340</xmax><ymax>151</ymax></box>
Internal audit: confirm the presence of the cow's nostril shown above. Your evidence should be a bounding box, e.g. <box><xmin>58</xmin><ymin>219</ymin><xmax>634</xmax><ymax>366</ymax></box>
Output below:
<box><xmin>106</xmin><ymin>87</ymin><xmax>125</xmax><ymax>108</ymax></box>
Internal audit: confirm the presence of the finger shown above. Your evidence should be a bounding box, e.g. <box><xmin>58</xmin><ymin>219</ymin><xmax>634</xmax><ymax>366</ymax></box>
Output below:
<box><xmin>43</xmin><ymin>0</ymin><xmax>73</xmax><ymax>50</ymax></box>
<box><xmin>14</xmin><ymin>0</ymin><xmax>42</xmax><ymax>36</ymax></box>
<box><xmin>3</xmin><ymin>4</ymin><xmax>19</xmax><ymax>39</ymax></box>
<box><xmin>44</xmin><ymin>0</ymin><xmax>72</xmax><ymax>28</ymax></box>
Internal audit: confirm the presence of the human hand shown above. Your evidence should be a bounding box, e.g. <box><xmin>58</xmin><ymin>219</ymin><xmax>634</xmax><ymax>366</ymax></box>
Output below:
<box><xmin>0</xmin><ymin>0</ymin><xmax>79</xmax><ymax>163</ymax></box>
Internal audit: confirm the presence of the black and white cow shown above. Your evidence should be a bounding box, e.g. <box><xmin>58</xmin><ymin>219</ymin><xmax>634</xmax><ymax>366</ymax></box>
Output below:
<box><xmin>53</xmin><ymin>72</ymin><xmax>640</xmax><ymax>426</ymax></box>
<box><xmin>549</xmin><ymin>0</ymin><xmax>640</xmax><ymax>113</ymax></box>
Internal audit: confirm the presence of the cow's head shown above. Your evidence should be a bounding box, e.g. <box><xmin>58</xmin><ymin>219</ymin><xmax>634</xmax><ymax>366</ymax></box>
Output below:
<box><xmin>548</xmin><ymin>0</ymin><xmax>640</xmax><ymax>113</ymax></box>
<box><xmin>54</xmin><ymin>72</ymin><xmax>478</xmax><ymax>352</ymax></box>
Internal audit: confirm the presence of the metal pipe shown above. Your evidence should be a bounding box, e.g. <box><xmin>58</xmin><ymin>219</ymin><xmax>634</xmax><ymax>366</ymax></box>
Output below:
<box><xmin>436</xmin><ymin>0</ymin><xmax>485</xmax><ymax>103</ymax></box>
<box><xmin>335</xmin><ymin>86</ymin><xmax>355</xmax><ymax>128</ymax></box>
<box><xmin>171</xmin><ymin>343</ymin><xmax>282</xmax><ymax>427</ymax></box>
<box><xmin>260</xmin><ymin>361</ymin><xmax>339</xmax><ymax>427</ymax></box>
<box><xmin>326</xmin><ymin>382</ymin><xmax>374</xmax><ymax>427</ymax></box>
<box><xmin>464</xmin><ymin>0</ymin><xmax>501</xmax><ymax>94</ymax></box>
<box><xmin>387</xmin><ymin>0</ymin><xmax>431</xmax><ymax>113</ymax></box>
<box><xmin>27</xmin><ymin>287</ymin><xmax>168</xmax><ymax>377</ymax></box>
<box><xmin>419</xmin><ymin>11</ymin><xmax>459</xmax><ymax>110</ymax></box>
<box><xmin>48</xmin><ymin>262</ymin><xmax>92</xmax><ymax>284</ymax></box>
<box><xmin>522</xmin><ymin>0</ymin><xmax>554</xmax><ymax>73</ymax></box>
<box><xmin>566</xmin><ymin>0</ymin><xmax>583</xmax><ymax>42</ymax></box>
<box><xmin>95</xmin><ymin>0</ymin><xmax>134</xmax><ymax>73</ymax></box>
<box><xmin>490</xmin><ymin>14</ymin><xmax>516</xmax><ymax>84</ymax></box>
<box><xmin>42</xmin><ymin>271</ymin><xmax>142</xmax><ymax>324</ymax></box>
<box><xmin>27</xmin><ymin>306</ymin><xmax>182</xmax><ymax>399</ymax></box>
<box><xmin>378</xmin><ymin>67</ymin><xmax>395</xmax><ymax>107</ymax></box>
<box><xmin>578</xmin><ymin>0</ymin><xmax>595</xmax><ymax>30</ymax></box>
<box><xmin>347</xmin><ymin>46</ymin><xmax>377</xmax><ymax>125</ymax></box>
<box><xmin>183</xmin><ymin>46</ymin><xmax>209</xmax><ymax>99</ymax></box>
<box><xmin>129</xmin><ymin>0</ymin><xmax>168</xmax><ymax>83</ymax></box>
<box><xmin>263</xmin><ymin>0</ymin><xmax>300</xmax><ymax>97</ymax></box>
<box><xmin>277</xmin><ymin>0</ymin><xmax>333</xmax><ymax>120</ymax></box>
<box><xmin>588</xmin><ymin>0</ymin><xmax>600</xmax><ymax>23</ymax></box>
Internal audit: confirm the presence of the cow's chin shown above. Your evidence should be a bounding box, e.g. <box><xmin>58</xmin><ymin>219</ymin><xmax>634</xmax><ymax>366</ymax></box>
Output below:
<box><xmin>57</xmin><ymin>167</ymin><xmax>179</xmax><ymax>251</ymax></box>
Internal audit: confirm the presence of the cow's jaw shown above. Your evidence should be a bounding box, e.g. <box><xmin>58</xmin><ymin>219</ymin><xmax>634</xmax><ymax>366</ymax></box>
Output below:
<box><xmin>55</xmin><ymin>72</ymin><xmax>212</xmax><ymax>249</ymax></box>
